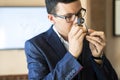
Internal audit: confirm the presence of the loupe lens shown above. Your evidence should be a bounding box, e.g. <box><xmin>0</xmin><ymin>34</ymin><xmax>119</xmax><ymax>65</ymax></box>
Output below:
<box><xmin>77</xmin><ymin>18</ymin><xmax>84</xmax><ymax>26</ymax></box>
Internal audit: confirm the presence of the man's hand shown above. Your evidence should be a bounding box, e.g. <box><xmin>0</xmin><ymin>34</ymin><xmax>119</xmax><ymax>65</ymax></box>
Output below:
<box><xmin>86</xmin><ymin>29</ymin><xmax>106</xmax><ymax>59</ymax></box>
<box><xmin>68</xmin><ymin>24</ymin><xmax>86</xmax><ymax>58</ymax></box>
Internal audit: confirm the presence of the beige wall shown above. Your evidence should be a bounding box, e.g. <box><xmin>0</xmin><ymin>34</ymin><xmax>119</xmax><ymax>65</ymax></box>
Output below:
<box><xmin>0</xmin><ymin>50</ymin><xmax>28</xmax><ymax>75</ymax></box>
<box><xmin>0</xmin><ymin>0</ymin><xmax>45</xmax><ymax>6</ymax></box>
<box><xmin>106</xmin><ymin>0</ymin><xmax>120</xmax><ymax>78</ymax></box>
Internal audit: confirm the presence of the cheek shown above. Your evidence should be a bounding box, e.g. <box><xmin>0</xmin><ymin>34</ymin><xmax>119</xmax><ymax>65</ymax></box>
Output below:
<box><xmin>63</xmin><ymin>23</ymin><xmax>73</xmax><ymax>33</ymax></box>
<box><xmin>55</xmin><ymin>19</ymin><xmax>73</xmax><ymax>34</ymax></box>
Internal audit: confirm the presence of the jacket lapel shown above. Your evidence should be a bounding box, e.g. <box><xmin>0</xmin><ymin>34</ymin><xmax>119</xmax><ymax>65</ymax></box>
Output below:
<box><xmin>45</xmin><ymin>26</ymin><xmax>67</xmax><ymax>59</ymax></box>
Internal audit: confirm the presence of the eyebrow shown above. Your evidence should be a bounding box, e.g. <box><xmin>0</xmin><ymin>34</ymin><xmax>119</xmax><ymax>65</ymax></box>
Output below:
<box><xmin>63</xmin><ymin>8</ymin><xmax>81</xmax><ymax>16</ymax></box>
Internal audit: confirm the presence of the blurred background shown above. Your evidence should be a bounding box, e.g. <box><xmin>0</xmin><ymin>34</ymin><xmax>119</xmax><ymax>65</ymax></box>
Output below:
<box><xmin>0</xmin><ymin>0</ymin><xmax>120</xmax><ymax>80</ymax></box>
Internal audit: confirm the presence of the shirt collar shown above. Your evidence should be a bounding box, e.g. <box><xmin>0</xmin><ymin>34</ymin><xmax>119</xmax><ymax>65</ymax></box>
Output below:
<box><xmin>53</xmin><ymin>26</ymin><xmax>69</xmax><ymax>50</ymax></box>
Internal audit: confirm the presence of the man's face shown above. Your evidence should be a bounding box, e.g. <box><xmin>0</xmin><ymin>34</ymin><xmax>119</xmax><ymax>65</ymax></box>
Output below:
<box><xmin>53</xmin><ymin>0</ymin><xmax>82</xmax><ymax>39</ymax></box>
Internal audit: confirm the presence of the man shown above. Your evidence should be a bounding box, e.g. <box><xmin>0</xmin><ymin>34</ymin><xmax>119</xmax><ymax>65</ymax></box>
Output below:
<box><xmin>25</xmin><ymin>0</ymin><xmax>118</xmax><ymax>80</ymax></box>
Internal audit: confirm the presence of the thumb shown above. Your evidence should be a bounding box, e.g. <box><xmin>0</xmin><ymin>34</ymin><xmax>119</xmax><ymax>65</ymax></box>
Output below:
<box><xmin>88</xmin><ymin>29</ymin><xmax>95</xmax><ymax>34</ymax></box>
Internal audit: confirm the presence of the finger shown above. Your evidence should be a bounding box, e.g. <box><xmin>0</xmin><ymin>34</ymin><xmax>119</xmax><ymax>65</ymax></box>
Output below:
<box><xmin>86</xmin><ymin>36</ymin><xmax>104</xmax><ymax>53</ymax></box>
<box><xmin>89</xmin><ymin>43</ymin><xmax>102</xmax><ymax>57</ymax></box>
<box><xmin>86</xmin><ymin>36</ymin><xmax>103</xmax><ymax>45</ymax></box>
<box><xmin>87</xmin><ymin>38</ymin><xmax>100</xmax><ymax>53</ymax></box>
<box><xmin>78</xmin><ymin>33</ymin><xmax>86</xmax><ymax>42</ymax></box>
<box><xmin>74</xmin><ymin>29</ymin><xmax>83</xmax><ymax>39</ymax></box>
<box><xmin>89</xmin><ymin>43</ymin><xmax>98</xmax><ymax>53</ymax></box>
<box><xmin>82</xmin><ymin>26</ymin><xmax>88</xmax><ymax>33</ymax></box>
<box><xmin>77</xmin><ymin>24</ymin><xmax>87</xmax><ymax>33</ymax></box>
<box><xmin>88</xmin><ymin>29</ymin><xmax>95</xmax><ymax>34</ymax></box>
<box><xmin>90</xmin><ymin>31</ymin><xmax>105</xmax><ymax>40</ymax></box>
<box><xmin>70</xmin><ymin>25</ymin><xmax>82</xmax><ymax>37</ymax></box>
<box><xmin>86</xmin><ymin>36</ymin><xmax>100</xmax><ymax>46</ymax></box>
<box><xmin>87</xmin><ymin>35</ymin><xmax>106</xmax><ymax>47</ymax></box>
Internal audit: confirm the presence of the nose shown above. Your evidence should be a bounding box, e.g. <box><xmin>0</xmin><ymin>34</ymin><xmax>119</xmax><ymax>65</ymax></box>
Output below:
<box><xmin>73</xmin><ymin>16</ymin><xmax>78</xmax><ymax>24</ymax></box>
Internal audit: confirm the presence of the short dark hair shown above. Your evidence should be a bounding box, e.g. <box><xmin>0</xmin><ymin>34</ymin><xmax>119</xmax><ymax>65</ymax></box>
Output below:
<box><xmin>45</xmin><ymin>0</ymin><xmax>78</xmax><ymax>14</ymax></box>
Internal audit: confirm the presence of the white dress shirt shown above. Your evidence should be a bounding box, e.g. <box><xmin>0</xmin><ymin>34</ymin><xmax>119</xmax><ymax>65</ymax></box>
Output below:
<box><xmin>53</xmin><ymin>26</ymin><xmax>69</xmax><ymax>51</ymax></box>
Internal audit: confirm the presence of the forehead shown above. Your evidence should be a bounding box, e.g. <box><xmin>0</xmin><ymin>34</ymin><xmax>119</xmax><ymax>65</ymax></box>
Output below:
<box><xmin>56</xmin><ymin>0</ymin><xmax>81</xmax><ymax>14</ymax></box>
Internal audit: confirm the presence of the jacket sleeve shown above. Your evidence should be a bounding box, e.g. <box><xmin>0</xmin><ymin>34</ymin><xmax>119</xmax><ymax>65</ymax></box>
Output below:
<box><xmin>90</xmin><ymin>55</ymin><xmax>118</xmax><ymax>80</ymax></box>
<box><xmin>25</xmin><ymin>40</ymin><xmax>83</xmax><ymax>80</ymax></box>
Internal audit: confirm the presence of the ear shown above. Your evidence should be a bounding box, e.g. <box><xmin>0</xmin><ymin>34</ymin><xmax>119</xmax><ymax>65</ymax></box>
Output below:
<box><xmin>48</xmin><ymin>14</ymin><xmax>55</xmax><ymax>24</ymax></box>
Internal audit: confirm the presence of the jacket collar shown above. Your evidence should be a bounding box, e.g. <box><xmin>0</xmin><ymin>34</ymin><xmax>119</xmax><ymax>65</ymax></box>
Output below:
<box><xmin>45</xmin><ymin>25</ymin><xmax>67</xmax><ymax>59</ymax></box>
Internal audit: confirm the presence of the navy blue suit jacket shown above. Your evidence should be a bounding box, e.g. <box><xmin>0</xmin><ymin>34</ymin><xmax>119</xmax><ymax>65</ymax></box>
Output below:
<box><xmin>25</xmin><ymin>26</ymin><xmax>118</xmax><ymax>80</ymax></box>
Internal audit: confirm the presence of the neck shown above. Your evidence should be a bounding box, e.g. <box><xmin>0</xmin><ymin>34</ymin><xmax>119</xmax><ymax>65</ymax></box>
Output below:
<box><xmin>60</xmin><ymin>34</ymin><xmax>68</xmax><ymax>41</ymax></box>
<box><xmin>54</xmin><ymin>25</ymin><xmax>68</xmax><ymax>41</ymax></box>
